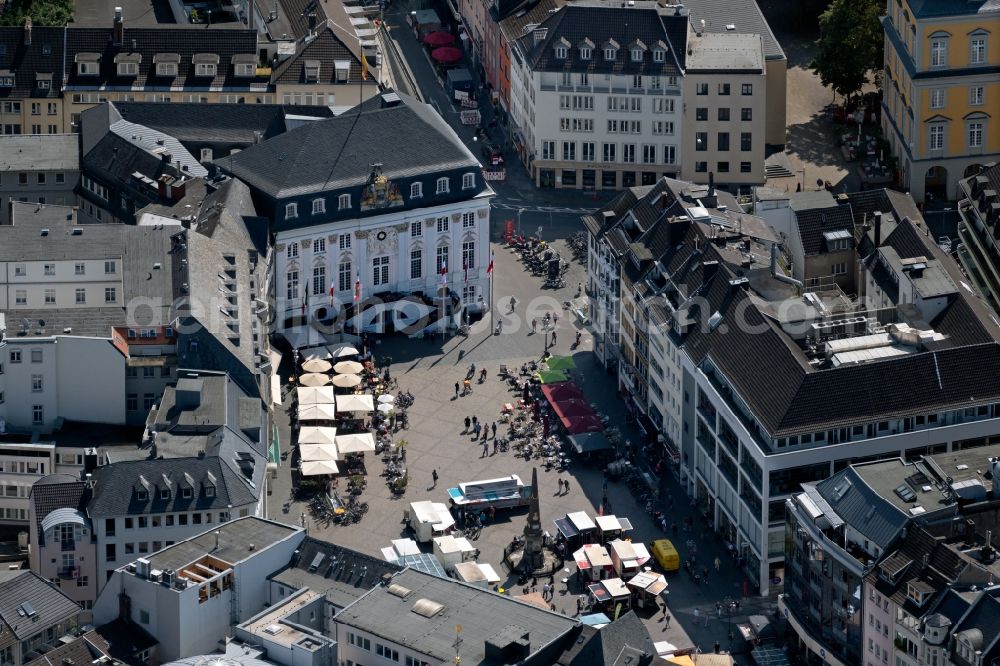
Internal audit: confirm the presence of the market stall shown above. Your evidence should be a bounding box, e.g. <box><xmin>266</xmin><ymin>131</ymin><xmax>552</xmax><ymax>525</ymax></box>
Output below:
<box><xmin>298</xmin><ymin>426</ymin><xmax>338</xmax><ymax>446</ymax></box>
<box><xmin>298</xmin><ymin>403</ymin><xmax>338</xmax><ymax>421</ymax></box>
<box><xmin>301</xmin><ymin>459</ymin><xmax>340</xmax><ymax>476</ymax></box>
<box><xmin>336</xmin><ymin>393</ymin><xmax>375</xmax><ymax>413</ymax></box>
<box><xmin>335</xmin><ymin>432</ymin><xmax>376</xmax><ymax>453</ymax></box>
<box><xmin>573</xmin><ymin>543</ymin><xmax>613</xmax><ymax>582</ymax></box>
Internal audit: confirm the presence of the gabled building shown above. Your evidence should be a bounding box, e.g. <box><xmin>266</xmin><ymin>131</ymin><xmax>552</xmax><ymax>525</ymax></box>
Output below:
<box><xmin>0</xmin><ymin>570</ymin><xmax>83</xmax><ymax>666</ymax></box>
<box><xmin>220</xmin><ymin>91</ymin><xmax>494</xmax><ymax>331</ymax></box>
<box><xmin>956</xmin><ymin>161</ymin><xmax>1000</xmax><ymax>312</ymax></box>
<box><xmin>0</xmin><ymin>22</ymin><xmax>65</xmax><ymax>137</ymax></box>
<box><xmin>880</xmin><ymin>0</ymin><xmax>999</xmax><ymax>202</ymax></box>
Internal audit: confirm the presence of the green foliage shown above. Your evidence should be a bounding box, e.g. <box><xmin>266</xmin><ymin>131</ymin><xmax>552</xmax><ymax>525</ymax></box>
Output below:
<box><xmin>809</xmin><ymin>0</ymin><xmax>884</xmax><ymax>100</ymax></box>
<box><xmin>0</xmin><ymin>0</ymin><xmax>74</xmax><ymax>26</ymax></box>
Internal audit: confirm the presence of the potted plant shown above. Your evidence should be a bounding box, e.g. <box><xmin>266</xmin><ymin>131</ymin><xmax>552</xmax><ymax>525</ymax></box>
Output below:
<box><xmin>189</xmin><ymin>8</ymin><xmax>200</xmax><ymax>22</ymax></box>
<box><xmin>397</xmin><ymin>439</ymin><xmax>408</xmax><ymax>461</ymax></box>
<box><xmin>392</xmin><ymin>473</ymin><xmax>408</xmax><ymax>495</ymax></box>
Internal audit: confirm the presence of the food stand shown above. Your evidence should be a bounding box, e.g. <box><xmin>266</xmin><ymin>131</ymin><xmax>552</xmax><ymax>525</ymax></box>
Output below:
<box><xmin>406</xmin><ymin>500</ymin><xmax>455</xmax><ymax>543</ymax></box>
<box><xmin>626</xmin><ymin>570</ymin><xmax>668</xmax><ymax>609</ymax></box>
<box><xmin>587</xmin><ymin>577</ymin><xmax>631</xmax><ymax>613</ymax></box>
<box><xmin>594</xmin><ymin>514</ymin><xmax>633</xmax><ymax>544</ymax></box>
<box><xmin>573</xmin><ymin>543</ymin><xmax>613</xmax><ymax>582</ymax></box>
<box><xmin>553</xmin><ymin>510</ymin><xmax>598</xmax><ymax>549</ymax></box>
<box><xmin>607</xmin><ymin>539</ymin><xmax>652</xmax><ymax>578</ymax></box>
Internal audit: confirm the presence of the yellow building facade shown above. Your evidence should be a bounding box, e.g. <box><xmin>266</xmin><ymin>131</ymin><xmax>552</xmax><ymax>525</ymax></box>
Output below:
<box><xmin>881</xmin><ymin>0</ymin><xmax>999</xmax><ymax>202</ymax></box>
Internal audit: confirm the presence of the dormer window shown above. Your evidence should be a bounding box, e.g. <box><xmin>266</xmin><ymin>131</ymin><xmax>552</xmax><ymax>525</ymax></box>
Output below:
<box><xmin>205</xmin><ymin>485</ymin><xmax>215</xmax><ymax>498</ymax></box>
<box><xmin>906</xmin><ymin>582</ymin><xmax>930</xmax><ymax>607</ymax></box>
<box><xmin>410</xmin><ymin>182</ymin><xmax>423</xmax><ymax>198</ymax></box>
<box><xmin>653</xmin><ymin>48</ymin><xmax>665</xmax><ymax>63</ymax></box>
<box><xmin>0</xmin><ymin>71</ymin><xmax>13</xmax><ymax>87</ymax></box>
<box><xmin>334</xmin><ymin>60</ymin><xmax>350</xmax><ymax>83</ymax></box>
<box><xmin>232</xmin><ymin>54</ymin><xmax>256</xmax><ymax>77</ymax></box>
<box><xmin>137</xmin><ymin>489</ymin><xmax>148</xmax><ymax>501</ymax></box>
<box><xmin>181</xmin><ymin>487</ymin><xmax>193</xmax><ymax>499</ymax></box>
<box><xmin>154</xmin><ymin>53</ymin><xmax>180</xmax><ymax>77</ymax></box>
<box><xmin>286</xmin><ymin>203</ymin><xmax>299</xmax><ymax>219</ymax></box>
<box><xmin>75</xmin><ymin>53</ymin><xmax>101</xmax><ymax>76</ymax></box>
<box><xmin>36</xmin><ymin>73</ymin><xmax>52</xmax><ymax>90</ymax></box>
<box><xmin>159</xmin><ymin>488</ymin><xmax>170</xmax><ymax>500</ymax></box>
<box><xmin>193</xmin><ymin>54</ymin><xmax>219</xmax><ymax>77</ymax></box>
<box><xmin>313</xmin><ymin>198</ymin><xmax>326</xmax><ymax>214</ymax></box>
<box><xmin>304</xmin><ymin>59</ymin><xmax>321</xmax><ymax>83</ymax></box>
<box><xmin>555</xmin><ymin>46</ymin><xmax>567</xmax><ymax>59</ymax></box>
<box><xmin>436</xmin><ymin>177</ymin><xmax>449</xmax><ymax>194</ymax></box>
<box><xmin>580</xmin><ymin>47</ymin><xmax>591</xmax><ymax>60</ymax></box>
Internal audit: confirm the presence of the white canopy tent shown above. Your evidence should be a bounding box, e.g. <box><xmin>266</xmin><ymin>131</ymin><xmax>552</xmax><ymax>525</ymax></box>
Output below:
<box><xmin>298</xmin><ymin>373</ymin><xmax>331</xmax><ymax>387</ymax></box>
<box><xmin>336</xmin><ymin>394</ymin><xmax>374</xmax><ymax>413</ymax></box>
<box><xmin>301</xmin><ymin>359</ymin><xmax>332</xmax><ymax>373</ymax></box>
<box><xmin>297</xmin><ymin>386</ymin><xmax>337</xmax><ymax>405</ymax></box>
<box><xmin>298</xmin><ymin>403</ymin><xmax>338</xmax><ymax>421</ymax></box>
<box><xmin>299</xmin><ymin>343</ymin><xmax>360</xmax><ymax>362</ymax></box>
<box><xmin>333</xmin><ymin>360</ymin><xmax>364</xmax><ymax>374</ymax></box>
<box><xmin>301</xmin><ymin>459</ymin><xmax>340</xmax><ymax>476</ymax></box>
<box><xmin>300</xmin><ymin>443</ymin><xmax>340</xmax><ymax>461</ymax></box>
<box><xmin>298</xmin><ymin>426</ymin><xmax>338</xmax><ymax>445</ymax></box>
<box><xmin>336</xmin><ymin>432</ymin><xmax>376</xmax><ymax>453</ymax></box>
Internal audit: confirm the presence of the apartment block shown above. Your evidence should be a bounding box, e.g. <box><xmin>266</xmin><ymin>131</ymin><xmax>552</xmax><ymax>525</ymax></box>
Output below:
<box><xmin>956</xmin><ymin>161</ymin><xmax>1000</xmax><ymax>312</ymax></box>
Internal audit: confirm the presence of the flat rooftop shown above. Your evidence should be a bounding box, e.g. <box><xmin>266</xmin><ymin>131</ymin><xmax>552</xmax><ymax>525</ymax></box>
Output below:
<box><xmin>851</xmin><ymin>458</ymin><xmax>951</xmax><ymax>516</ymax></box>
<box><xmin>337</xmin><ymin>568</ymin><xmax>577</xmax><ymax>662</ymax></box>
<box><xmin>686</xmin><ymin>32</ymin><xmax>764</xmax><ymax>72</ymax></box>
<box><xmin>146</xmin><ymin>517</ymin><xmax>300</xmax><ymax>571</ymax></box>
<box><xmin>71</xmin><ymin>0</ymin><xmax>248</xmax><ymax>28</ymax></box>
<box><xmin>0</xmin><ymin>135</ymin><xmax>80</xmax><ymax>172</ymax></box>
<box><xmin>241</xmin><ymin>589</ymin><xmax>325</xmax><ymax>648</ymax></box>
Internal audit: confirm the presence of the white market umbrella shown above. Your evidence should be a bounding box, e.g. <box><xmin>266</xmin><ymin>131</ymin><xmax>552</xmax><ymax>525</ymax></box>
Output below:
<box><xmin>331</xmin><ymin>374</ymin><xmax>363</xmax><ymax>388</ymax></box>
<box><xmin>298</xmin><ymin>403</ymin><xmax>338</xmax><ymax>421</ymax></box>
<box><xmin>377</xmin><ymin>394</ymin><xmax>395</xmax><ymax>404</ymax></box>
<box><xmin>330</xmin><ymin>344</ymin><xmax>360</xmax><ymax>358</ymax></box>
<box><xmin>301</xmin><ymin>358</ymin><xmax>332</xmax><ymax>373</ymax></box>
<box><xmin>377</xmin><ymin>403</ymin><xmax>394</xmax><ymax>414</ymax></box>
<box><xmin>297</xmin><ymin>386</ymin><xmax>336</xmax><ymax>405</ymax></box>
<box><xmin>300</xmin><ymin>443</ymin><xmax>340</xmax><ymax>461</ymax></box>
<box><xmin>299</xmin><ymin>426</ymin><xmax>337</xmax><ymax>446</ymax></box>
<box><xmin>337</xmin><ymin>393</ymin><xmax>375</xmax><ymax>413</ymax></box>
<box><xmin>336</xmin><ymin>432</ymin><xmax>376</xmax><ymax>453</ymax></box>
<box><xmin>299</xmin><ymin>373</ymin><xmax>331</xmax><ymax>387</ymax></box>
<box><xmin>334</xmin><ymin>360</ymin><xmax>364</xmax><ymax>374</ymax></box>
<box><xmin>301</xmin><ymin>459</ymin><xmax>340</xmax><ymax>476</ymax></box>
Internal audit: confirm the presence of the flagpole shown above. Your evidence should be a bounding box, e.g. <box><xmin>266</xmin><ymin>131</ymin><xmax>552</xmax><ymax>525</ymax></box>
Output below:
<box><xmin>489</xmin><ymin>267</ymin><xmax>494</xmax><ymax>333</ymax></box>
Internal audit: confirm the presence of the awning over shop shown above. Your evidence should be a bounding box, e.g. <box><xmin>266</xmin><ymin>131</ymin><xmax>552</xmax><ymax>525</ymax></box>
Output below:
<box><xmin>536</xmin><ymin>370</ymin><xmax>569</xmax><ymax>384</ymax></box>
<box><xmin>565</xmin><ymin>415</ymin><xmax>605</xmax><ymax>435</ymax></box>
<box><xmin>540</xmin><ymin>381</ymin><xmax>585</xmax><ymax>403</ymax></box>
<box><xmin>554</xmin><ymin>517</ymin><xmax>578</xmax><ymax>539</ymax></box>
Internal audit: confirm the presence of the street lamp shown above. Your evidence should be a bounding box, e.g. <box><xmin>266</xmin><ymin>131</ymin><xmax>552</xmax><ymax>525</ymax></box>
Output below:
<box><xmin>517</xmin><ymin>207</ymin><xmax>526</xmax><ymax>237</ymax></box>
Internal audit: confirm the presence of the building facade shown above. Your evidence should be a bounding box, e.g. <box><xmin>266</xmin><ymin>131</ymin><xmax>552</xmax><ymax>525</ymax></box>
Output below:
<box><xmin>0</xmin><ymin>135</ymin><xmax>79</xmax><ymax>224</ymax></box>
<box><xmin>0</xmin><ymin>571</ymin><xmax>83</xmax><ymax>666</ymax></box>
<box><xmin>956</xmin><ymin>162</ymin><xmax>1000</xmax><ymax>312</ymax></box>
<box><xmin>880</xmin><ymin>0</ymin><xmax>1000</xmax><ymax>202</ymax></box>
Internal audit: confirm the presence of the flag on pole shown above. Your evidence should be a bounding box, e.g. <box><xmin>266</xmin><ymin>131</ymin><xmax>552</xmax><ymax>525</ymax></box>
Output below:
<box><xmin>463</xmin><ymin>259</ymin><xmax>468</xmax><ymax>284</ymax></box>
<box><xmin>354</xmin><ymin>272</ymin><xmax>362</xmax><ymax>302</ymax></box>
<box><xmin>487</xmin><ymin>253</ymin><xmax>495</xmax><ymax>275</ymax></box>
<box><xmin>361</xmin><ymin>51</ymin><xmax>370</xmax><ymax>81</ymax></box>
<box><xmin>301</xmin><ymin>281</ymin><xmax>308</xmax><ymax>315</ymax></box>
<box><xmin>329</xmin><ymin>281</ymin><xmax>336</xmax><ymax>303</ymax></box>
<box><xmin>439</xmin><ymin>260</ymin><xmax>447</xmax><ymax>287</ymax></box>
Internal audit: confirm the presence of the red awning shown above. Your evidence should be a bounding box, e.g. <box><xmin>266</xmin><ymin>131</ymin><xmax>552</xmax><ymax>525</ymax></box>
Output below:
<box><xmin>551</xmin><ymin>398</ymin><xmax>593</xmax><ymax>420</ymax></box>
<box><xmin>431</xmin><ymin>47</ymin><xmax>463</xmax><ymax>64</ymax></box>
<box><xmin>566</xmin><ymin>415</ymin><xmax>605</xmax><ymax>435</ymax></box>
<box><xmin>540</xmin><ymin>381</ymin><xmax>585</xmax><ymax>404</ymax></box>
<box><xmin>424</xmin><ymin>31</ymin><xmax>456</xmax><ymax>47</ymax></box>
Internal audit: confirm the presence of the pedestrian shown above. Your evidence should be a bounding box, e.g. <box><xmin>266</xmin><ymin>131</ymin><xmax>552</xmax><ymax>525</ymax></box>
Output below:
<box><xmin>454</xmin><ymin>382</ymin><xmax>460</xmax><ymax>398</ymax></box>
<box><xmin>551</xmin><ymin>331</ymin><xmax>557</xmax><ymax>345</ymax></box>
<box><xmin>509</xmin><ymin>296</ymin><xmax>517</xmax><ymax>313</ymax></box>
<box><xmin>472</xmin><ymin>415</ymin><xmax>479</xmax><ymax>427</ymax></box>
<box><xmin>665</xmin><ymin>613</ymin><xmax>671</xmax><ymax>629</ymax></box>
<box><xmin>463</xmin><ymin>378</ymin><xmax>472</xmax><ymax>394</ymax></box>
<box><xmin>563</xmin><ymin>479</ymin><xmax>570</xmax><ymax>495</ymax></box>
<box><xmin>431</xmin><ymin>469</ymin><xmax>439</xmax><ymax>488</ymax></box>
<box><xmin>693</xmin><ymin>608</ymin><xmax>700</xmax><ymax>624</ymax></box>
<box><xmin>553</xmin><ymin>312</ymin><xmax>559</xmax><ymax>325</ymax></box>
<box><xmin>464</xmin><ymin>416</ymin><xmax>471</xmax><ymax>432</ymax></box>
<box><xmin>556</xmin><ymin>477</ymin><xmax>563</xmax><ymax>494</ymax></box>
<box><xmin>482</xmin><ymin>441</ymin><xmax>489</xmax><ymax>457</ymax></box>
<box><xmin>492</xmin><ymin>439</ymin><xmax>498</xmax><ymax>454</ymax></box>
<box><xmin>576</xmin><ymin>597</ymin><xmax>582</xmax><ymax>614</ymax></box>
<box><xmin>714</xmin><ymin>556</ymin><xmax>721</xmax><ymax>572</ymax></box>
<box><xmin>474</xmin><ymin>422</ymin><xmax>481</xmax><ymax>438</ymax></box>
<box><xmin>716</xmin><ymin>602</ymin><xmax>722</xmax><ymax>618</ymax></box>
<box><xmin>482</xmin><ymin>427</ymin><xmax>488</xmax><ymax>442</ymax></box>
<box><xmin>532</xmin><ymin>319</ymin><xmax>537</xmax><ymax>333</ymax></box>
<box><xmin>491</xmin><ymin>422</ymin><xmax>497</xmax><ymax>438</ymax></box>
<box><xmin>543</xmin><ymin>582</ymin><xmax>551</xmax><ymax>599</ymax></box>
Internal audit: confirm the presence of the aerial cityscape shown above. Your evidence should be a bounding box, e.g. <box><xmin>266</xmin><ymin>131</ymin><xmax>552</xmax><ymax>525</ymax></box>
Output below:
<box><xmin>0</xmin><ymin>0</ymin><xmax>998</xmax><ymax>663</ymax></box>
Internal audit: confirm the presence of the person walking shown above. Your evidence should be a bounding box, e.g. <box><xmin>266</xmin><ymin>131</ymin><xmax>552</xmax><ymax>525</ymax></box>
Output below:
<box><xmin>509</xmin><ymin>296</ymin><xmax>517</xmax><ymax>313</ymax></box>
<box><xmin>543</xmin><ymin>582</ymin><xmax>551</xmax><ymax>600</ymax></box>
<box><xmin>463</xmin><ymin>378</ymin><xmax>472</xmax><ymax>395</ymax></box>
<box><xmin>481</xmin><ymin>441</ymin><xmax>489</xmax><ymax>457</ymax></box>
<box><xmin>454</xmin><ymin>382</ymin><xmax>460</xmax><ymax>398</ymax></box>
<box><xmin>464</xmin><ymin>416</ymin><xmax>471</xmax><ymax>432</ymax></box>
<box><xmin>664</xmin><ymin>613</ymin><xmax>671</xmax><ymax>629</ymax></box>
<box><xmin>431</xmin><ymin>469</ymin><xmax>439</xmax><ymax>488</ymax></box>
<box><xmin>556</xmin><ymin>477</ymin><xmax>563</xmax><ymax>494</ymax></box>
<box><xmin>491</xmin><ymin>422</ymin><xmax>497</xmax><ymax>438</ymax></box>
<box><xmin>714</xmin><ymin>556</ymin><xmax>721</xmax><ymax>572</ymax></box>
<box><xmin>492</xmin><ymin>439</ymin><xmax>498</xmax><ymax>455</ymax></box>
<box><xmin>551</xmin><ymin>331</ymin><xmax>557</xmax><ymax>346</ymax></box>
<box><xmin>716</xmin><ymin>602</ymin><xmax>722</xmax><ymax>618</ymax></box>
<box><xmin>563</xmin><ymin>479</ymin><xmax>570</xmax><ymax>495</ymax></box>
<box><xmin>532</xmin><ymin>319</ymin><xmax>537</xmax><ymax>333</ymax></box>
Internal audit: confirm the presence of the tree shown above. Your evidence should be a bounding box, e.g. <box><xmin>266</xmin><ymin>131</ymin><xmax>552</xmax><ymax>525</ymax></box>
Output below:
<box><xmin>809</xmin><ymin>0</ymin><xmax>884</xmax><ymax>101</ymax></box>
<box><xmin>0</xmin><ymin>0</ymin><xmax>74</xmax><ymax>26</ymax></box>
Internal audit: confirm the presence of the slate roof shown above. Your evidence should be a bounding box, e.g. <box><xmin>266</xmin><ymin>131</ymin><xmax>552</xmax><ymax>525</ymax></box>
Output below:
<box><xmin>220</xmin><ymin>91</ymin><xmax>480</xmax><ymax>199</ymax></box>
<box><xmin>794</xmin><ymin>203</ymin><xmax>855</xmax><ymax>255</ymax></box>
<box><xmin>337</xmin><ymin>568</ymin><xmax>578</xmax><ymax>663</ymax></box>
<box><xmin>953</xmin><ymin>592</ymin><xmax>1000</xmax><ymax>661</ymax></box>
<box><xmin>24</xmin><ymin>635</ymin><xmax>104</xmax><ymax>666</ymax></box>
<box><xmin>814</xmin><ymin>466</ymin><xmax>910</xmax><ymax>550</ymax></box>
<box><xmin>906</xmin><ymin>0</ymin><xmax>1000</xmax><ymax>17</ymax></box>
<box><xmin>86</xmin><ymin>619</ymin><xmax>158</xmax><ymax>663</ymax></box>
<box><xmin>270</xmin><ymin>536</ymin><xmax>403</xmax><ymax>609</ymax></box>
<box><xmin>556</xmin><ymin>611</ymin><xmax>654</xmax><ymax>665</ymax></box>
<box><xmin>0</xmin><ymin>134</ymin><xmax>79</xmax><ymax>171</ymax></box>
<box><xmin>111</xmin><ymin>101</ymin><xmax>334</xmax><ymax>144</ymax></box>
<box><xmin>28</xmin><ymin>475</ymin><xmax>90</xmax><ymax>547</ymax></box>
<box><xmin>682</xmin><ymin>0</ymin><xmax>785</xmax><ymax>60</ymax></box>
<box><xmin>515</xmin><ymin>1</ymin><xmax>688</xmax><ymax>76</ymax></box>
<box><xmin>0</xmin><ymin>25</ymin><xmax>65</xmax><ymax>100</ymax></box>
<box><xmin>63</xmin><ymin>27</ymin><xmax>266</xmax><ymax>90</ymax></box>
<box><xmin>87</xmin><ymin>456</ymin><xmax>258</xmax><ymax>516</ymax></box>
<box><xmin>0</xmin><ymin>571</ymin><xmax>81</xmax><ymax>640</ymax></box>
<box><xmin>271</xmin><ymin>20</ymin><xmax>374</xmax><ymax>87</ymax></box>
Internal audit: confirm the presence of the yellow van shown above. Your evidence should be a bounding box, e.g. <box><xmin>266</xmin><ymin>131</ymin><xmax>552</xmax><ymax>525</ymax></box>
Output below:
<box><xmin>650</xmin><ymin>539</ymin><xmax>681</xmax><ymax>572</ymax></box>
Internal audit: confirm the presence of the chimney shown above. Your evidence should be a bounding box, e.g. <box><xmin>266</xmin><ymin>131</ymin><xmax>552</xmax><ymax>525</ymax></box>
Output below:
<box><xmin>248</xmin><ymin>0</ymin><xmax>254</xmax><ymax>30</ymax></box>
<box><xmin>23</xmin><ymin>17</ymin><xmax>32</xmax><ymax>46</ymax></box>
<box><xmin>708</xmin><ymin>171</ymin><xmax>715</xmax><ymax>197</ymax></box>
<box><xmin>965</xmin><ymin>518</ymin><xmax>977</xmax><ymax>547</ymax></box>
<box><xmin>113</xmin><ymin>7</ymin><xmax>124</xmax><ymax>46</ymax></box>
<box><xmin>702</xmin><ymin>260</ymin><xmax>719</xmax><ymax>283</ymax></box>
<box><xmin>873</xmin><ymin>211</ymin><xmax>882</xmax><ymax>247</ymax></box>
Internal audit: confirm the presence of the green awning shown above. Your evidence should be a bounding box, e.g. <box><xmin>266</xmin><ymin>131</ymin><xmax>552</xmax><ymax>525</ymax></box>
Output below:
<box><xmin>537</xmin><ymin>370</ymin><xmax>569</xmax><ymax>384</ymax></box>
<box><xmin>546</xmin><ymin>355</ymin><xmax>576</xmax><ymax>371</ymax></box>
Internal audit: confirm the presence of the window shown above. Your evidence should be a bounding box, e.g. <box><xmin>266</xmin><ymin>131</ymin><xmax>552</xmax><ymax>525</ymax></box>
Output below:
<box><xmin>410</xmin><ymin>181</ymin><xmax>423</xmax><ymax>198</ymax></box>
<box><xmin>542</xmin><ymin>141</ymin><xmax>555</xmax><ymax>160</ymax></box>
<box><xmin>15</xmin><ymin>290</ymin><xmax>26</xmax><ymax>305</ymax></box>
<box><xmin>338</xmin><ymin>234</ymin><xmax>351</xmax><ymax>250</ymax></box>
<box><xmin>436</xmin><ymin>177</ymin><xmax>449</xmax><ymax>194</ymax></box>
<box><xmin>562</xmin><ymin>141</ymin><xmax>576</xmax><ymax>160</ymax></box>
<box><xmin>632</xmin><ymin>75</ymin><xmax>642</xmax><ymax>89</ymax></box>
<box><xmin>462</xmin><ymin>241</ymin><xmax>476</xmax><ymax>270</ymax></box>
<box><xmin>580</xmin><ymin>47</ymin><xmax>592</xmax><ymax>60</ymax></box>
<box><xmin>372</xmin><ymin>256</ymin><xmax>389</xmax><ymax>286</ymax></box>
<box><xmin>436</xmin><ymin>245</ymin><xmax>449</xmax><ymax>273</ymax></box>
<box><xmin>832</xmin><ymin>262</ymin><xmax>847</xmax><ymax>275</ymax></box>
<box><xmin>462</xmin><ymin>172</ymin><xmax>475</xmax><ymax>189</ymax></box>
<box><xmin>969</xmin><ymin>122</ymin><xmax>983</xmax><ymax>148</ymax></box>
<box><xmin>930</xmin><ymin>39</ymin><xmax>947</xmax><ymax>67</ymax></box>
<box><xmin>410</xmin><ymin>249</ymin><xmax>422</xmax><ymax>279</ymax></box>
<box><xmin>631</xmin><ymin>48</ymin><xmax>643</xmax><ymax>62</ymax></box>
<box><xmin>740</xmin><ymin>161</ymin><xmax>752</xmax><ymax>173</ymax></box>
<box><xmin>653</xmin><ymin>48</ymin><xmax>665</xmax><ymax>62</ymax></box>
<box><xmin>312</xmin><ymin>265</ymin><xmax>326</xmax><ymax>295</ymax></box>
<box><xmin>970</xmin><ymin>36</ymin><xmax>986</xmax><ymax>65</ymax></box>
<box><xmin>436</xmin><ymin>216</ymin><xmax>449</xmax><ymax>233</ymax></box>
<box><xmin>313</xmin><ymin>238</ymin><xmax>326</xmax><ymax>254</ymax></box>
<box><xmin>14</xmin><ymin>264</ymin><xmax>25</xmax><ymax>276</ymax></box>
<box><xmin>604</xmin><ymin>47</ymin><xmax>616</xmax><ymax>61</ymax></box>
<box><xmin>83</xmin><ymin>176</ymin><xmax>108</xmax><ymax>200</ymax></box>
<box><xmin>127</xmin><ymin>394</ymin><xmax>138</xmax><ymax>411</ymax></box>
<box><xmin>970</xmin><ymin>85</ymin><xmax>984</xmax><ymax>106</ymax></box>
<box><xmin>44</xmin><ymin>289</ymin><xmax>56</xmax><ymax>304</ymax></box>
<box><xmin>696</xmin><ymin>107</ymin><xmax>708</xmax><ymax>121</ymax></box>
<box><xmin>930</xmin><ymin>88</ymin><xmax>945</xmax><ymax>109</ymax></box>
<box><xmin>695</xmin><ymin>132</ymin><xmax>708</xmax><ymax>151</ymax></box>
<box><xmin>662</xmin><ymin>145</ymin><xmax>676</xmax><ymax>165</ymax></box>
<box><xmin>338</xmin><ymin>194</ymin><xmax>351</xmax><ymax>210</ymax></box>
<box><xmin>717</xmin><ymin>161</ymin><xmax>729</xmax><ymax>173</ymax></box>
<box><xmin>311</xmin><ymin>198</ymin><xmax>326</xmax><ymax>214</ymax></box>
<box><xmin>75</xmin><ymin>288</ymin><xmax>86</xmax><ymax>304</ymax></box>
<box><xmin>695</xmin><ymin>161</ymin><xmax>708</xmax><ymax>173</ymax></box>
<box><xmin>31</xmin><ymin>375</ymin><xmax>43</xmax><ymax>392</ymax></box>
<box><xmin>582</xmin><ymin>142</ymin><xmax>595</xmax><ymax>161</ymax></box>
<box><xmin>929</xmin><ymin>124</ymin><xmax>944</xmax><ymax>150</ymax></box>
<box><xmin>8</xmin><ymin>350</ymin><xmax>20</xmax><ymax>364</ymax></box>
<box><xmin>718</xmin><ymin>83</ymin><xmax>730</xmax><ymax>95</ymax></box>
<box><xmin>32</xmin><ymin>405</ymin><xmax>43</xmax><ymax>424</ymax></box>
<box><xmin>287</xmin><ymin>243</ymin><xmax>299</xmax><ymax>258</ymax></box>
<box><xmin>338</xmin><ymin>262</ymin><xmax>351</xmax><ymax>292</ymax></box>
<box><xmin>603</xmin><ymin>143</ymin><xmax>616</xmax><ymax>162</ymax></box>
<box><xmin>410</xmin><ymin>221</ymin><xmax>422</xmax><ymax>238</ymax></box>
<box><xmin>650</xmin><ymin>76</ymin><xmax>661</xmax><ymax>90</ymax></box>
<box><xmin>641</xmin><ymin>144</ymin><xmax>656</xmax><ymax>164</ymax></box>
<box><xmin>741</xmin><ymin>107</ymin><xmax>752</xmax><ymax>121</ymax></box>
<box><xmin>195</xmin><ymin>63</ymin><xmax>217</xmax><ymax>77</ymax></box>
<box><xmin>286</xmin><ymin>271</ymin><xmax>299</xmax><ymax>300</ymax></box>
<box><xmin>462</xmin><ymin>211</ymin><xmax>476</xmax><ymax>228</ymax></box>
<box><xmin>741</xmin><ymin>83</ymin><xmax>753</xmax><ymax>95</ymax></box>
<box><xmin>555</xmin><ymin>46</ymin><xmax>567</xmax><ymax>59</ymax></box>
<box><xmin>156</xmin><ymin>62</ymin><xmax>178</xmax><ymax>76</ymax></box>
<box><xmin>622</xmin><ymin>144</ymin><xmax>636</xmax><ymax>163</ymax></box>
<box><xmin>285</xmin><ymin>203</ymin><xmax>298</xmax><ymax>219</ymax></box>
<box><xmin>741</xmin><ymin>133</ymin><xmax>752</xmax><ymax>151</ymax></box>
<box><xmin>376</xmin><ymin>644</ymin><xmax>399</xmax><ymax>661</ymax></box>
<box><xmin>718</xmin><ymin>108</ymin><xmax>731</xmax><ymax>121</ymax></box>
<box><xmin>74</xmin><ymin>262</ymin><xmax>85</xmax><ymax>275</ymax></box>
